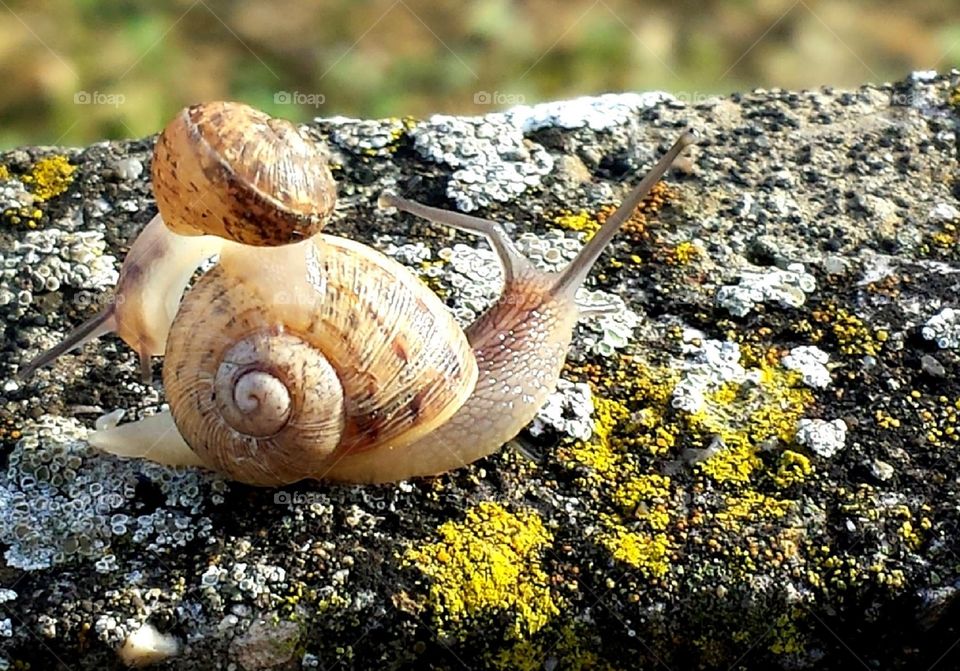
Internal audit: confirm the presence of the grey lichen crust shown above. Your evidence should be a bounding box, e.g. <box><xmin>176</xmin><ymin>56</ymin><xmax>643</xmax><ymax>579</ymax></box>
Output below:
<box><xmin>2</xmin><ymin>71</ymin><xmax>960</xmax><ymax>669</ymax></box>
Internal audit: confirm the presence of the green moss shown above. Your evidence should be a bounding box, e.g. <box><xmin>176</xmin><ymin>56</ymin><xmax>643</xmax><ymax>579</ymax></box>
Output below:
<box><xmin>404</xmin><ymin>501</ymin><xmax>559</xmax><ymax>638</ymax></box>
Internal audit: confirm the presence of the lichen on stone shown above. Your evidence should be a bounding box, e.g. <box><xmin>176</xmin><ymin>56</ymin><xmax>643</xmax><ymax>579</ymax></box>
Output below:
<box><xmin>0</xmin><ymin>416</ymin><xmax>218</xmax><ymax>571</ymax></box>
<box><xmin>326</xmin><ymin>116</ymin><xmax>415</xmax><ymax>157</ymax></box>
<box><xmin>403</xmin><ymin>501</ymin><xmax>559</xmax><ymax>638</ymax></box>
<box><xmin>922</xmin><ymin>307</ymin><xmax>960</xmax><ymax>349</ymax></box>
<box><xmin>716</xmin><ymin>262</ymin><xmax>816</xmax><ymax>317</ymax></box>
<box><xmin>796</xmin><ymin>418</ymin><xmax>847</xmax><ymax>458</ymax></box>
<box><xmin>410</xmin><ymin>114</ymin><xmax>554</xmax><ymax>212</ymax></box>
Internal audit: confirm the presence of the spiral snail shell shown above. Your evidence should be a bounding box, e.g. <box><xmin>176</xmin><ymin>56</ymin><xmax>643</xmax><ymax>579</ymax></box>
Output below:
<box><xmin>152</xmin><ymin>101</ymin><xmax>336</xmax><ymax>245</ymax></box>
<box><xmin>22</xmin><ymin>101</ymin><xmax>696</xmax><ymax>485</ymax></box>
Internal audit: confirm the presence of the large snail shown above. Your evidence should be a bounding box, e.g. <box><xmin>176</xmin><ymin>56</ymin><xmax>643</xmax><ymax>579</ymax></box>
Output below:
<box><xmin>22</xmin><ymin>101</ymin><xmax>696</xmax><ymax>486</ymax></box>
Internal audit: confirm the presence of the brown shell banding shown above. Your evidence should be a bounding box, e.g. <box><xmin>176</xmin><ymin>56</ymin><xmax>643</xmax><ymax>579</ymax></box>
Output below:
<box><xmin>151</xmin><ymin>101</ymin><xmax>337</xmax><ymax>246</ymax></box>
<box><xmin>162</xmin><ymin>236</ymin><xmax>479</xmax><ymax>486</ymax></box>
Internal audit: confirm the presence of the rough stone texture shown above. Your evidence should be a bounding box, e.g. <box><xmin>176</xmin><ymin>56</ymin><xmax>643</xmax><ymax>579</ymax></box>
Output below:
<box><xmin>2</xmin><ymin>71</ymin><xmax>960</xmax><ymax>670</ymax></box>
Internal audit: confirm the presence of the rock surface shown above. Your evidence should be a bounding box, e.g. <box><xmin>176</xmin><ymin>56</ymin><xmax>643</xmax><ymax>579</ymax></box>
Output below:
<box><xmin>2</xmin><ymin>71</ymin><xmax>960</xmax><ymax>669</ymax></box>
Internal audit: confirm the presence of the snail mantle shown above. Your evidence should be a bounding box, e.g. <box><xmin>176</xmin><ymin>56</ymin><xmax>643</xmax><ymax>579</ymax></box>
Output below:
<box><xmin>2</xmin><ymin>71</ymin><xmax>960</xmax><ymax>670</ymax></box>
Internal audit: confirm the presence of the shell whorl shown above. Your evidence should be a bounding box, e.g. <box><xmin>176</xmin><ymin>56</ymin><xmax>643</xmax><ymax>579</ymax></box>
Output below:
<box><xmin>151</xmin><ymin>101</ymin><xmax>337</xmax><ymax>246</ymax></box>
<box><xmin>166</xmin><ymin>323</ymin><xmax>346</xmax><ymax>486</ymax></box>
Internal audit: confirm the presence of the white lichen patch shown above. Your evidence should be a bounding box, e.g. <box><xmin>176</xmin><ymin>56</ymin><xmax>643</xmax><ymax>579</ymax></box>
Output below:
<box><xmin>928</xmin><ymin>202</ymin><xmax>959</xmax><ymax>224</ymax></box>
<box><xmin>671</xmin><ymin>332</ymin><xmax>756</xmax><ymax>414</ymax></box>
<box><xmin>410</xmin><ymin>114</ymin><xmax>554</xmax><ymax>211</ymax></box>
<box><xmin>506</xmin><ymin>92</ymin><xmax>671</xmax><ymax>132</ymax></box>
<box><xmin>0</xmin><ymin>416</ymin><xmax>218</xmax><ymax>571</ymax></box>
<box><xmin>326</xmin><ymin>117</ymin><xmax>410</xmax><ymax>157</ymax></box>
<box><xmin>782</xmin><ymin>346</ymin><xmax>832</xmax><ymax>389</ymax></box>
<box><xmin>922</xmin><ymin>307</ymin><xmax>960</xmax><ymax>349</ymax></box>
<box><xmin>1</xmin><ymin>228</ymin><xmax>118</xmax><ymax>315</ymax></box>
<box><xmin>796</xmin><ymin>418</ymin><xmax>847</xmax><ymax>459</ymax></box>
<box><xmin>199</xmin><ymin>562</ymin><xmax>287</xmax><ymax>601</ymax></box>
<box><xmin>0</xmin><ymin>176</ymin><xmax>34</xmax><ymax>211</ymax></box>
<box><xmin>716</xmin><ymin>262</ymin><xmax>816</xmax><ymax>317</ymax></box>
<box><xmin>529</xmin><ymin>379</ymin><xmax>594</xmax><ymax>441</ymax></box>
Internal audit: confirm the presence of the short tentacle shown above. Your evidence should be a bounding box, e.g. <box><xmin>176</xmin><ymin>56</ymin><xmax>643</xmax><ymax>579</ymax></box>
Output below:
<box><xmin>378</xmin><ymin>193</ymin><xmax>532</xmax><ymax>284</ymax></box>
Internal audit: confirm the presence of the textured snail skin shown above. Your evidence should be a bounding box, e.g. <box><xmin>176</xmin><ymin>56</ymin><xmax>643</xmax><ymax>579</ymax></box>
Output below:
<box><xmin>321</xmin><ymin>268</ymin><xmax>578</xmax><ymax>482</ymax></box>
<box><xmin>89</xmin><ymin>130</ymin><xmax>697</xmax><ymax>485</ymax></box>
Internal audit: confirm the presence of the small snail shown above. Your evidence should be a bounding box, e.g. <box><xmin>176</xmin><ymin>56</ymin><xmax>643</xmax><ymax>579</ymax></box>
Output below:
<box><xmin>22</xmin><ymin>101</ymin><xmax>696</xmax><ymax>485</ymax></box>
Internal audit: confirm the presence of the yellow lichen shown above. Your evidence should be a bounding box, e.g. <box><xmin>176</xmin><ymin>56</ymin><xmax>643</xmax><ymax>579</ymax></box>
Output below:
<box><xmin>774</xmin><ymin>450</ymin><xmax>813</xmax><ymax>488</ymax></box>
<box><xmin>814</xmin><ymin>306</ymin><xmax>883</xmax><ymax>357</ymax></box>
<box><xmin>0</xmin><ymin>165</ymin><xmax>9</xmax><ymax>181</ymax></box>
<box><xmin>917</xmin><ymin>394</ymin><xmax>960</xmax><ymax>446</ymax></box>
<box><xmin>559</xmin><ymin>388</ymin><xmax>677</xmax><ymax>577</ymax></box>
<box><xmin>690</xmin><ymin>363</ymin><xmax>813</xmax><ymax>484</ymax></box>
<box><xmin>717</xmin><ymin>492</ymin><xmax>795</xmax><ymax>532</ymax></box>
<box><xmin>417</xmin><ymin>259</ymin><xmax>449</xmax><ymax>298</ymax></box>
<box><xmin>662</xmin><ymin>240</ymin><xmax>702</xmax><ymax>265</ymax></box>
<box><xmin>697</xmin><ymin>436</ymin><xmax>761</xmax><ymax>483</ymax></box>
<box><xmin>597</xmin><ymin>515</ymin><xmax>672</xmax><ymax>578</ymax></box>
<box><xmin>554</xmin><ymin>210</ymin><xmax>601</xmax><ymax>238</ymax></box>
<box><xmin>874</xmin><ymin>409</ymin><xmax>901</xmax><ymax>430</ymax></box>
<box><xmin>768</xmin><ymin>611</ymin><xmax>805</xmax><ymax>655</ymax></box>
<box><xmin>404</xmin><ymin>502</ymin><xmax>559</xmax><ymax>638</ymax></box>
<box><xmin>21</xmin><ymin>155</ymin><xmax>76</xmax><ymax>201</ymax></box>
<box><xmin>613</xmin><ymin>473</ymin><xmax>672</xmax><ymax>527</ymax></box>
<box><xmin>494</xmin><ymin>622</ymin><xmax>620</xmax><ymax>671</ymax></box>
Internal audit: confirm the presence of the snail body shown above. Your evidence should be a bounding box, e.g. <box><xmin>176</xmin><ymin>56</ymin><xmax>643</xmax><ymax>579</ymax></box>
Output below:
<box><xmin>23</xmin><ymin>101</ymin><xmax>696</xmax><ymax>485</ymax></box>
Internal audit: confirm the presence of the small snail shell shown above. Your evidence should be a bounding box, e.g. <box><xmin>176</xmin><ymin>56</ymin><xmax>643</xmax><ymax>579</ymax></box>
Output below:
<box><xmin>152</xmin><ymin>101</ymin><xmax>337</xmax><ymax>245</ymax></box>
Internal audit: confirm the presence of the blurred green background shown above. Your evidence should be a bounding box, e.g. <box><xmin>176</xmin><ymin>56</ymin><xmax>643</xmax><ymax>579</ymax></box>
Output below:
<box><xmin>0</xmin><ymin>0</ymin><xmax>957</xmax><ymax>149</ymax></box>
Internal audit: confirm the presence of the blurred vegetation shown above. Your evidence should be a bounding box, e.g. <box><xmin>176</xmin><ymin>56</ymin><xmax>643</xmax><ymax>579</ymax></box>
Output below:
<box><xmin>0</xmin><ymin>0</ymin><xmax>957</xmax><ymax>148</ymax></box>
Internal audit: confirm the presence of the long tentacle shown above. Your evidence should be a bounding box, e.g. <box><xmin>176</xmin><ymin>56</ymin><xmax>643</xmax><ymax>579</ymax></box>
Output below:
<box><xmin>552</xmin><ymin>129</ymin><xmax>698</xmax><ymax>296</ymax></box>
<box><xmin>18</xmin><ymin>307</ymin><xmax>117</xmax><ymax>379</ymax></box>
